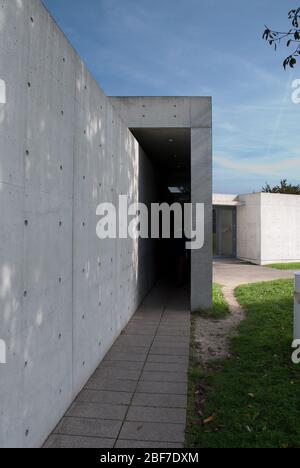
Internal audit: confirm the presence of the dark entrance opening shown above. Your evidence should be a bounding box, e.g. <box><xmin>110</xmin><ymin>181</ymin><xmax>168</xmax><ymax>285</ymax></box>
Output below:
<box><xmin>213</xmin><ymin>206</ymin><xmax>237</xmax><ymax>258</ymax></box>
<box><xmin>130</xmin><ymin>128</ymin><xmax>191</xmax><ymax>290</ymax></box>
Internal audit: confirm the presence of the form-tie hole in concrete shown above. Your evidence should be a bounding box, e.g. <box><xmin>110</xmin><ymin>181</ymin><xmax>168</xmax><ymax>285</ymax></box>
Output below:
<box><xmin>25</xmin><ymin>150</ymin><xmax>29</xmax><ymax>156</ymax></box>
<box><xmin>27</xmin><ymin>82</ymin><xmax>31</xmax><ymax>88</ymax></box>
<box><xmin>24</xmin><ymin>220</ymin><xmax>28</xmax><ymax>226</ymax></box>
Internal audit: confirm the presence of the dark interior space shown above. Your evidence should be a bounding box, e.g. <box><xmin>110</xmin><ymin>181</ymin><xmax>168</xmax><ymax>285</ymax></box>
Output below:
<box><xmin>213</xmin><ymin>206</ymin><xmax>237</xmax><ymax>258</ymax></box>
<box><xmin>131</xmin><ymin>128</ymin><xmax>191</xmax><ymax>289</ymax></box>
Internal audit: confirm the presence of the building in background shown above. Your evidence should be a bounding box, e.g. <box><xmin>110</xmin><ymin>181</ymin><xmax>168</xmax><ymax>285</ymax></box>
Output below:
<box><xmin>213</xmin><ymin>193</ymin><xmax>300</xmax><ymax>265</ymax></box>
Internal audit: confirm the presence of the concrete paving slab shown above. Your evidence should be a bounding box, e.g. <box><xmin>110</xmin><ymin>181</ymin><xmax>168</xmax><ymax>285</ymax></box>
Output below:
<box><xmin>104</xmin><ymin>351</ymin><xmax>147</xmax><ymax>362</ymax></box>
<box><xmin>67</xmin><ymin>402</ymin><xmax>128</xmax><ymax>420</ymax></box>
<box><xmin>150</xmin><ymin>346</ymin><xmax>189</xmax><ymax>356</ymax></box>
<box><xmin>55</xmin><ymin>417</ymin><xmax>122</xmax><ymax>439</ymax></box>
<box><xmin>110</xmin><ymin>345</ymin><xmax>152</xmax><ymax>354</ymax></box>
<box><xmin>146</xmin><ymin>354</ymin><xmax>189</xmax><ymax>365</ymax></box>
<box><xmin>157</xmin><ymin>327</ymin><xmax>190</xmax><ymax>333</ymax></box>
<box><xmin>132</xmin><ymin>393</ymin><xmax>187</xmax><ymax>409</ymax></box>
<box><xmin>44</xmin><ymin>434</ymin><xmax>115</xmax><ymax>449</ymax></box>
<box><xmin>119</xmin><ymin>421</ymin><xmax>185</xmax><ymax>443</ymax></box>
<box><xmin>115</xmin><ymin>439</ymin><xmax>183</xmax><ymax>448</ymax></box>
<box><xmin>144</xmin><ymin>362</ymin><xmax>187</xmax><ymax>373</ymax></box>
<box><xmin>136</xmin><ymin>381</ymin><xmax>187</xmax><ymax>395</ymax></box>
<box><xmin>127</xmin><ymin>406</ymin><xmax>186</xmax><ymax>424</ymax></box>
<box><xmin>76</xmin><ymin>389</ymin><xmax>132</xmax><ymax>406</ymax></box>
<box><xmin>98</xmin><ymin>361</ymin><xmax>144</xmax><ymax>372</ymax></box>
<box><xmin>141</xmin><ymin>371</ymin><xmax>187</xmax><ymax>383</ymax></box>
<box><xmin>153</xmin><ymin>337</ymin><xmax>189</xmax><ymax>346</ymax></box>
<box><xmin>117</xmin><ymin>335</ymin><xmax>154</xmax><ymax>347</ymax></box>
<box><xmin>156</xmin><ymin>331</ymin><xmax>190</xmax><ymax>337</ymax></box>
<box><xmin>123</xmin><ymin>328</ymin><xmax>157</xmax><ymax>336</ymax></box>
<box><xmin>93</xmin><ymin>368</ymin><xmax>141</xmax><ymax>381</ymax></box>
<box><xmin>86</xmin><ymin>377</ymin><xmax>137</xmax><ymax>393</ymax></box>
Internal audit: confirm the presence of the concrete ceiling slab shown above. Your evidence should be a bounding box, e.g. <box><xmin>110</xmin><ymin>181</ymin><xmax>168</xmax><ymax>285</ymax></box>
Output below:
<box><xmin>130</xmin><ymin>127</ymin><xmax>191</xmax><ymax>171</ymax></box>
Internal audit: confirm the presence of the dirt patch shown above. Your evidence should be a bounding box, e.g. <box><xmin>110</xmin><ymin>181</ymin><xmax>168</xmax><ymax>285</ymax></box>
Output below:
<box><xmin>194</xmin><ymin>286</ymin><xmax>245</xmax><ymax>368</ymax></box>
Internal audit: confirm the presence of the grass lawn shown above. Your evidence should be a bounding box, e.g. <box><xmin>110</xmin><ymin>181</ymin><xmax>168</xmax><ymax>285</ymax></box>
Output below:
<box><xmin>186</xmin><ymin>279</ymin><xmax>300</xmax><ymax>448</ymax></box>
<box><xmin>197</xmin><ymin>283</ymin><xmax>230</xmax><ymax>319</ymax></box>
<box><xmin>266</xmin><ymin>263</ymin><xmax>300</xmax><ymax>270</ymax></box>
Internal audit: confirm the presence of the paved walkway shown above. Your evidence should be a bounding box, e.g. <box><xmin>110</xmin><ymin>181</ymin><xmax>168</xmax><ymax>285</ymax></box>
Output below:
<box><xmin>214</xmin><ymin>258</ymin><xmax>296</xmax><ymax>289</ymax></box>
<box><xmin>45</xmin><ymin>284</ymin><xmax>190</xmax><ymax>448</ymax></box>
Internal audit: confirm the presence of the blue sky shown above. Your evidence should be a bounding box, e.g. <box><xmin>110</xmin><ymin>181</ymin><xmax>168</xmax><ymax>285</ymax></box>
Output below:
<box><xmin>43</xmin><ymin>0</ymin><xmax>300</xmax><ymax>194</ymax></box>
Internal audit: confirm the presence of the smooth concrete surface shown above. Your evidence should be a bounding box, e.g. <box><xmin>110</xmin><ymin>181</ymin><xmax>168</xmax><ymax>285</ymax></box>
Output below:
<box><xmin>216</xmin><ymin>192</ymin><xmax>300</xmax><ymax>265</ymax></box>
<box><xmin>213</xmin><ymin>258</ymin><xmax>295</xmax><ymax>290</ymax></box>
<box><xmin>44</xmin><ymin>284</ymin><xmax>190</xmax><ymax>449</ymax></box>
<box><xmin>0</xmin><ymin>0</ymin><xmax>211</xmax><ymax>448</ymax></box>
<box><xmin>0</xmin><ymin>0</ymin><xmax>156</xmax><ymax>448</ymax></box>
<box><xmin>260</xmin><ymin>193</ymin><xmax>300</xmax><ymax>265</ymax></box>
<box><xmin>111</xmin><ymin>97</ymin><xmax>213</xmax><ymax>311</ymax></box>
<box><xmin>236</xmin><ymin>193</ymin><xmax>262</xmax><ymax>264</ymax></box>
<box><xmin>213</xmin><ymin>193</ymin><xmax>243</xmax><ymax>206</ymax></box>
<box><xmin>110</xmin><ymin>96</ymin><xmax>212</xmax><ymax>129</ymax></box>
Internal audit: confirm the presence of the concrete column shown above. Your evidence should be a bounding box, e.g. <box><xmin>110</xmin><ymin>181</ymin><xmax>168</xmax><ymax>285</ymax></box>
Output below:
<box><xmin>294</xmin><ymin>273</ymin><xmax>300</xmax><ymax>340</ymax></box>
<box><xmin>191</xmin><ymin>128</ymin><xmax>212</xmax><ymax>311</ymax></box>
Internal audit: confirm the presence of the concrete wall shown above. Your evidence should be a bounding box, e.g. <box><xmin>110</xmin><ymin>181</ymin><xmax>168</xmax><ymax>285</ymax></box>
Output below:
<box><xmin>237</xmin><ymin>193</ymin><xmax>261</xmax><ymax>264</ymax></box>
<box><xmin>236</xmin><ymin>192</ymin><xmax>300</xmax><ymax>265</ymax></box>
<box><xmin>260</xmin><ymin>193</ymin><xmax>300</xmax><ymax>265</ymax></box>
<box><xmin>213</xmin><ymin>194</ymin><xmax>239</xmax><ymax>205</ymax></box>
<box><xmin>0</xmin><ymin>0</ymin><xmax>155</xmax><ymax>447</ymax></box>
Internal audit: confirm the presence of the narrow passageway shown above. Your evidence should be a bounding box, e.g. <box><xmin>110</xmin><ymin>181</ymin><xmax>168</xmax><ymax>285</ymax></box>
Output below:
<box><xmin>45</xmin><ymin>284</ymin><xmax>190</xmax><ymax>448</ymax></box>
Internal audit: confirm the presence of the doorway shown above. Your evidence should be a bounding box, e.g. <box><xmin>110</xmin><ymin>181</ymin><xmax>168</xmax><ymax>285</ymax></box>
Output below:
<box><xmin>213</xmin><ymin>206</ymin><xmax>237</xmax><ymax>258</ymax></box>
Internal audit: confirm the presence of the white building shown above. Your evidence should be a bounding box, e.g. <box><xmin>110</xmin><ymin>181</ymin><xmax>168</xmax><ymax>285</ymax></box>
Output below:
<box><xmin>213</xmin><ymin>193</ymin><xmax>300</xmax><ymax>265</ymax></box>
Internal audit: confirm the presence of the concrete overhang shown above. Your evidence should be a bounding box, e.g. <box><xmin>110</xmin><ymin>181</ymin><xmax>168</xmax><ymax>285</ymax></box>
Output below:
<box><xmin>110</xmin><ymin>96</ymin><xmax>213</xmax><ymax>312</ymax></box>
<box><xmin>109</xmin><ymin>96</ymin><xmax>211</xmax><ymax>174</ymax></box>
<box><xmin>213</xmin><ymin>193</ymin><xmax>245</xmax><ymax>207</ymax></box>
<box><xmin>109</xmin><ymin>96</ymin><xmax>212</xmax><ymax>129</ymax></box>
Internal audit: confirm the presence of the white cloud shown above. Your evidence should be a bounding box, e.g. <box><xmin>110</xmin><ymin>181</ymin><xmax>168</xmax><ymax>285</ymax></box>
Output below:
<box><xmin>215</xmin><ymin>154</ymin><xmax>300</xmax><ymax>177</ymax></box>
